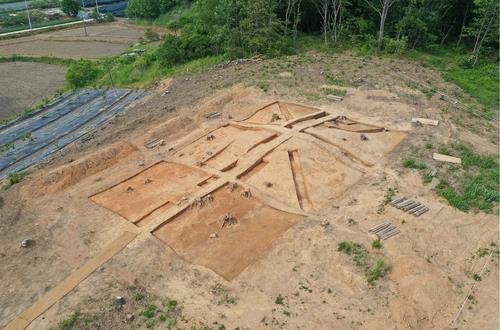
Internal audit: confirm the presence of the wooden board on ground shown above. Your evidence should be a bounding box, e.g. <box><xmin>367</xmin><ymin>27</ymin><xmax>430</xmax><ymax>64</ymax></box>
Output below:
<box><xmin>433</xmin><ymin>153</ymin><xmax>462</xmax><ymax>164</ymax></box>
<box><xmin>411</xmin><ymin>118</ymin><xmax>439</xmax><ymax>126</ymax></box>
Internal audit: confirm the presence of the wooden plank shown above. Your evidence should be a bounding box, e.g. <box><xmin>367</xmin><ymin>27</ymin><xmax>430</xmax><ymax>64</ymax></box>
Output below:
<box><xmin>381</xmin><ymin>229</ymin><xmax>401</xmax><ymax>240</ymax></box>
<box><xmin>369</xmin><ymin>222</ymin><xmax>390</xmax><ymax>233</ymax></box>
<box><xmin>411</xmin><ymin>118</ymin><xmax>439</xmax><ymax>126</ymax></box>
<box><xmin>3</xmin><ymin>317</ymin><xmax>29</xmax><ymax>330</ymax></box>
<box><xmin>391</xmin><ymin>197</ymin><xmax>407</xmax><ymax>205</ymax></box>
<box><xmin>433</xmin><ymin>153</ymin><xmax>462</xmax><ymax>164</ymax></box>
<box><xmin>415</xmin><ymin>207</ymin><xmax>429</xmax><ymax>216</ymax></box>
<box><xmin>327</xmin><ymin>95</ymin><xmax>343</xmax><ymax>102</ymax></box>
<box><xmin>7</xmin><ymin>231</ymin><xmax>137</xmax><ymax>329</ymax></box>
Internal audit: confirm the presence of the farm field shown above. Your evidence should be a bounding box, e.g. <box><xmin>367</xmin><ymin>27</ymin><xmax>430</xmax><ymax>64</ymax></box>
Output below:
<box><xmin>0</xmin><ymin>61</ymin><xmax>66</xmax><ymax>120</ymax></box>
<box><xmin>0</xmin><ymin>23</ymin><xmax>146</xmax><ymax>59</ymax></box>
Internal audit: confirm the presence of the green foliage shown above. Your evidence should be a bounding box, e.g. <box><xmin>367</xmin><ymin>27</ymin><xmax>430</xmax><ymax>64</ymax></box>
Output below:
<box><xmin>127</xmin><ymin>0</ymin><xmax>177</xmax><ymax>19</ymax></box>
<box><xmin>143</xmin><ymin>304</ymin><xmax>157</xmax><ymax>318</ymax></box>
<box><xmin>7</xmin><ymin>171</ymin><xmax>29</xmax><ymax>186</ymax></box>
<box><xmin>155</xmin><ymin>0</ymin><xmax>289</xmax><ymax>67</ymax></box>
<box><xmin>435</xmin><ymin>143</ymin><xmax>499</xmax><ymax>213</ymax></box>
<box><xmin>403</xmin><ymin>159</ymin><xmax>427</xmax><ymax>170</ymax></box>
<box><xmin>383</xmin><ymin>37</ymin><xmax>408</xmax><ymax>55</ymax></box>
<box><xmin>338</xmin><ymin>241</ymin><xmax>390</xmax><ymax>285</ymax></box>
<box><xmin>66</xmin><ymin>60</ymin><xmax>100</xmax><ymax>88</ymax></box>
<box><xmin>472</xmin><ymin>273</ymin><xmax>482</xmax><ymax>281</ymax></box>
<box><xmin>371</xmin><ymin>238</ymin><xmax>382</xmax><ymax>249</ymax></box>
<box><xmin>337</xmin><ymin>241</ymin><xmax>370</xmax><ymax>268</ymax></box>
<box><xmin>58</xmin><ymin>311</ymin><xmax>79</xmax><ymax>330</ymax></box>
<box><xmin>275</xmin><ymin>294</ymin><xmax>284</xmax><ymax>305</ymax></box>
<box><xmin>60</xmin><ymin>0</ymin><xmax>80</xmax><ymax>17</ymax></box>
<box><xmin>366</xmin><ymin>259</ymin><xmax>390</xmax><ymax>284</ymax></box>
<box><xmin>144</xmin><ymin>28</ymin><xmax>160</xmax><ymax>42</ymax></box>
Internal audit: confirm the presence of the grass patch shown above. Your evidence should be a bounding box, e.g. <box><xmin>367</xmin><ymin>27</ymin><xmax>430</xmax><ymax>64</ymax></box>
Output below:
<box><xmin>7</xmin><ymin>171</ymin><xmax>29</xmax><ymax>186</ymax></box>
<box><xmin>321</xmin><ymin>86</ymin><xmax>346</xmax><ymax>96</ymax></box>
<box><xmin>403</xmin><ymin>158</ymin><xmax>427</xmax><ymax>169</ymax></box>
<box><xmin>435</xmin><ymin>143</ymin><xmax>499</xmax><ymax>213</ymax></box>
<box><xmin>371</xmin><ymin>238</ymin><xmax>382</xmax><ymax>249</ymax></box>
<box><xmin>275</xmin><ymin>294</ymin><xmax>285</xmax><ymax>305</ymax></box>
<box><xmin>58</xmin><ymin>311</ymin><xmax>79</xmax><ymax>330</ymax></box>
<box><xmin>256</xmin><ymin>79</ymin><xmax>270</xmax><ymax>92</ymax></box>
<box><xmin>366</xmin><ymin>258</ymin><xmax>390</xmax><ymax>284</ymax></box>
<box><xmin>409</xmin><ymin>47</ymin><xmax>498</xmax><ymax>118</ymax></box>
<box><xmin>143</xmin><ymin>304</ymin><xmax>157</xmax><ymax>318</ymax></box>
<box><xmin>338</xmin><ymin>241</ymin><xmax>390</xmax><ymax>285</ymax></box>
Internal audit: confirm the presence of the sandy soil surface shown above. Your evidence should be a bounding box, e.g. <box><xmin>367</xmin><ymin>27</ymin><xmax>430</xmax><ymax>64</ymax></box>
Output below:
<box><xmin>0</xmin><ymin>23</ymin><xmax>147</xmax><ymax>59</ymax></box>
<box><xmin>0</xmin><ymin>52</ymin><xmax>498</xmax><ymax>330</ymax></box>
<box><xmin>0</xmin><ymin>62</ymin><xmax>66</xmax><ymax>120</ymax></box>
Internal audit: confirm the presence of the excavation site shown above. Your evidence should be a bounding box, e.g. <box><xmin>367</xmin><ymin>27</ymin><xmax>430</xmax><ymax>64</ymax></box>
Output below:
<box><xmin>1</xmin><ymin>55</ymin><xmax>498</xmax><ymax>330</ymax></box>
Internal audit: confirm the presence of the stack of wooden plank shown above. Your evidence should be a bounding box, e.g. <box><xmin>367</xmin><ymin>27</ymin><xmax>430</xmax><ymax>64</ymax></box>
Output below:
<box><xmin>369</xmin><ymin>222</ymin><xmax>400</xmax><ymax>240</ymax></box>
<box><xmin>390</xmin><ymin>197</ymin><xmax>429</xmax><ymax>216</ymax></box>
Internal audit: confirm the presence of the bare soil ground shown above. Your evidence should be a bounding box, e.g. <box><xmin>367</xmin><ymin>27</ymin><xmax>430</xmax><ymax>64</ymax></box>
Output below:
<box><xmin>0</xmin><ymin>52</ymin><xmax>498</xmax><ymax>330</ymax></box>
<box><xmin>0</xmin><ymin>62</ymin><xmax>66</xmax><ymax>120</ymax></box>
<box><xmin>0</xmin><ymin>22</ymin><xmax>148</xmax><ymax>59</ymax></box>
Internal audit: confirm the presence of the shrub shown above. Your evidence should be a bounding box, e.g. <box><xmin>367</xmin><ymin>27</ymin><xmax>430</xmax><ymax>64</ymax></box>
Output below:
<box><xmin>459</xmin><ymin>55</ymin><xmax>476</xmax><ymax>69</ymax></box>
<box><xmin>66</xmin><ymin>60</ymin><xmax>100</xmax><ymax>88</ymax></box>
<box><xmin>61</xmin><ymin>0</ymin><xmax>80</xmax><ymax>17</ymax></box>
<box><xmin>383</xmin><ymin>37</ymin><xmax>407</xmax><ymax>55</ymax></box>
<box><xmin>144</xmin><ymin>28</ymin><xmax>160</xmax><ymax>42</ymax></box>
<box><xmin>156</xmin><ymin>34</ymin><xmax>187</xmax><ymax>67</ymax></box>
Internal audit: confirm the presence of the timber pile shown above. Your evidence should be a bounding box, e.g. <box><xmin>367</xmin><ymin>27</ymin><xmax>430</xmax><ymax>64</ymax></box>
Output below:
<box><xmin>369</xmin><ymin>222</ymin><xmax>400</xmax><ymax>240</ymax></box>
<box><xmin>390</xmin><ymin>197</ymin><xmax>429</xmax><ymax>216</ymax></box>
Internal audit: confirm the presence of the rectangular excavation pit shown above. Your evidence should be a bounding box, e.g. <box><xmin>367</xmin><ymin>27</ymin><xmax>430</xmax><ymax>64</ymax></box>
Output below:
<box><xmin>90</xmin><ymin>161</ymin><xmax>212</xmax><ymax>225</ymax></box>
<box><xmin>243</xmin><ymin>101</ymin><xmax>320</xmax><ymax>125</ymax></box>
<box><xmin>175</xmin><ymin>124</ymin><xmax>280</xmax><ymax>171</ymax></box>
<box><xmin>152</xmin><ymin>184</ymin><xmax>303</xmax><ymax>280</ymax></box>
<box><xmin>242</xmin><ymin>136</ymin><xmax>364</xmax><ymax>211</ymax></box>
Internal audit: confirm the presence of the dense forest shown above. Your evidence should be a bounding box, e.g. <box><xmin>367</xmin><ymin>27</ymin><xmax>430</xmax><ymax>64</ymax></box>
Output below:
<box><xmin>126</xmin><ymin>0</ymin><xmax>498</xmax><ymax>67</ymax></box>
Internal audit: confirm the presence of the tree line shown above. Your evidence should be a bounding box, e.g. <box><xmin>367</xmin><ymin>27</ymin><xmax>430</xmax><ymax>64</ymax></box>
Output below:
<box><xmin>129</xmin><ymin>0</ymin><xmax>498</xmax><ymax>67</ymax></box>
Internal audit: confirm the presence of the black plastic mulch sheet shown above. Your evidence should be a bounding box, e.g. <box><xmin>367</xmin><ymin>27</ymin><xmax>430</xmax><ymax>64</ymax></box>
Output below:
<box><xmin>0</xmin><ymin>88</ymin><xmax>144</xmax><ymax>179</ymax></box>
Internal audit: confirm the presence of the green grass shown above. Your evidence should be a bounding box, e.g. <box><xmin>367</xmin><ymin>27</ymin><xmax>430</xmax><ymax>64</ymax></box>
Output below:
<box><xmin>128</xmin><ymin>3</ymin><xmax>193</xmax><ymax>29</ymax></box>
<box><xmin>366</xmin><ymin>258</ymin><xmax>390</xmax><ymax>284</ymax></box>
<box><xmin>435</xmin><ymin>143</ymin><xmax>499</xmax><ymax>213</ymax></box>
<box><xmin>321</xmin><ymin>86</ymin><xmax>346</xmax><ymax>96</ymax></box>
<box><xmin>403</xmin><ymin>158</ymin><xmax>427</xmax><ymax>169</ymax></box>
<box><xmin>371</xmin><ymin>238</ymin><xmax>382</xmax><ymax>249</ymax></box>
<box><xmin>337</xmin><ymin>241</ymin><xmax>370</xmax><ymax>268</ymax></box>
<box><xmin>58</xmin><ymin>311</ymin><xmax>79</xmax><ymax>330</ymax></box>
<box><xmin>338</xmin><ymin>241</ymin><xmax>390</xmax><ymax>285</ymax></box>
<box><xmin>409</xmin><ymin>47</ymin><xmax>499</xmax><ymax>118</ymax></box>
<box><xmin>143</xmin><ymin>304</ymin><xmax>157</xmax><ymax>318</ymax></box>
<box><xmin>7</xmin><ymin>171</ymin><xmax>29</xmax><ymax>185</ymax></box>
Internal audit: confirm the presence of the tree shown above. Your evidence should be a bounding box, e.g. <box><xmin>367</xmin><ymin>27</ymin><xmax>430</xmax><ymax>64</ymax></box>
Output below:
<box><xmin>127</xmin><ymin>0</ymin><xmax>177</xmax><ymax>19</ymax></box>
<box><xmin>466</xmin><ymin>0</ymin><xmax>498</xmax><ymax>65</ymax></box>
<box><xmin>61</xmin><ymin>0</ymin><xmax>80</xmax><ymax>17</ymax></box>
<box><xmin>330</xmin><ymin>0</ymin><xmax>344</xmax><ymax>44</ymax></box>
<box><xmin>364</xmin><ymin>0</ymin><xmax>398</xmax><ymax>50</ymax></box>
<box><xmin>66</xmin><ymin>60</ymin><xmax>100</xmax><ymax>87</ymax></box>
<box><xmin>313</xmin><ymin>0</ymin><xmax>330</xmax><ymax>44</ymax></box>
